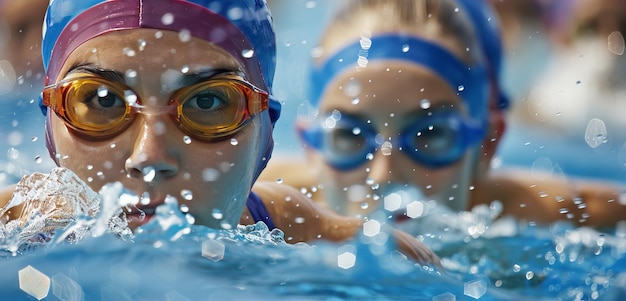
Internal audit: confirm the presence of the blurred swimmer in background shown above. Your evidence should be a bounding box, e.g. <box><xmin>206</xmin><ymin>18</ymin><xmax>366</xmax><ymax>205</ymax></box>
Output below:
<box><xmin>259</xmin><ymin>0</ymin><xmax>626</xmax><ymax>229</ymax></box>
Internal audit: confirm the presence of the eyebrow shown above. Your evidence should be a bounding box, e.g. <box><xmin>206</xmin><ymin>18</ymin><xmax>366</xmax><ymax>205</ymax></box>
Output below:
<box><xmin>178</xmin><ymin>68</ymin><xmax>243</xmax><ymax>87</ymax></box>
<box><xmin>67</xmin><ymin>63</ymin><xmax>126</xmax><ymax>82</ymax></box>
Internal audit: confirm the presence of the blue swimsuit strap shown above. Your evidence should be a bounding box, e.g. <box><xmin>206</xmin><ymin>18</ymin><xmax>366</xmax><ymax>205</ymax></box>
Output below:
<box><xmin>245</xmin><ymin>191</ymin><xmax>276</xmax><ymax>230</ymax></box>
<box><xmin>309</xmin><ymin>34</ymin><xmax>489</xmax><ymax>121</ymax></box>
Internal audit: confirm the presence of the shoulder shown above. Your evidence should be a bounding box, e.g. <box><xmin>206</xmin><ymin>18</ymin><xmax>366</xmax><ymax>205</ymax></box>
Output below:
<box><xmin>474</xmin><ymin>169</ymin><xmax>625</xmax><ymax>226</ymax></box>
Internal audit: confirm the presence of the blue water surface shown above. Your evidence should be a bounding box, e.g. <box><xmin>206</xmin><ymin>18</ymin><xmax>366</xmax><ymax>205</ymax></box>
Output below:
<box><xmin>0</xmin><ymin>193</ymin><xmax>624</xmax><ymax>301</ymax></box>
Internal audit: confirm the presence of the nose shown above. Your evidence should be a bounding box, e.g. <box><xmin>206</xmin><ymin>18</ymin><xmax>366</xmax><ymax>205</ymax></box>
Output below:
<box><xmin>367</xmin><ymin>142</ymin><xmax>400</xmax><ymax>186</ymax></box>
<box><xmin>125</xmin><ymin>116</ymin><xmax>179</xmax><ymax>181</ymax></box>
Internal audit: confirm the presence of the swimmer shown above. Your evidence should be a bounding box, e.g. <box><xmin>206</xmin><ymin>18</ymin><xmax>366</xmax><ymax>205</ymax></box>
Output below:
<box><xmin>0</xmin><ymin>0</ymin><xmax>438</xmax><ymax>264</ymax></box>
<box><xmin>259</xmin><ymin>0</ymin><xmax>626</xmax><ymax>228</ymax></box>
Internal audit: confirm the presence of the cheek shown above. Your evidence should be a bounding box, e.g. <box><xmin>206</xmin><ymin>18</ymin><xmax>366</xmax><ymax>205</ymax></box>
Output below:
<box><xmin>411</xmin><ymin>155</ymin><xmax>473</xmax><ymax>195</ymax></box>
<box><xmin>51</xmin><ymin>117</ymin><xmax>128</xmax><ymax>189</ymax></box>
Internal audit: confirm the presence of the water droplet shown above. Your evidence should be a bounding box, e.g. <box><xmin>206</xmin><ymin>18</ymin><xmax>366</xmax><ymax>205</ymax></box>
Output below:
<box><xmin>344</xmin><ymin>79</ymin><xmax>362</xmax><ymax>97</ymax></box>
<box><xmin>31</xmin><ymin>137</ymin><xmax>38</xmax><ymax>142</ymax></box>
<box><xmin>183</xmin><ymin>136</ymin><xmax>192</xmax><ymax>144</ymax></box>
<box><xmin>420</xmin><ymin>99</ymin><xmax>431</xmax><ymax>109</ymax></box>
<box><xmin>212</xmin><ymin>209</ymin><xmax>223</xmax><ymax>220</ymax></box>
<box><xmin>142</xmin><ymin>166</ymin><xmax>156</xmax><ymax>182</ymax></box>
<box><xmin>125</xmin><ymin>90</ymin><xmax>138</xmax><ymax>105</ymax></box>
<box><xmin>97</xmin><ymin>86</ymin><xmax>109</xmax><ymax>98</ymax></box>
<box><xmin>608</xmin><ymin>31</ymin><xmax>625</xmax><ymax>55</ymax></box>
<box><xmin>162</xmin><ymin>13</ymin><xmax>174</xmax><ymax>25</ymax></box>
<box><xmin>123</xmin><ymin>47</ymin><xmax>136</xmax><ymax>57</ymax></box>
<box><xmin>34</xmin><ymin>156</ymin><xmax>42</xmax><ymax>164</ymax></box>
<box><xmin>180</xmin><ymin>204</ymin><xmax>190</xmax><ymax>213</ymax></box>
<box><xmin>241</xmin><ymin>49</ymin><xmax>254</xmax><ymax>58</ymax></box>
<box><xmin>457</xmin><ymin>85</ymin><xmax>465</xmax><ymax>92</ymax></box>
<box><xmin>352</xmin><ymin>127</ymin><xmax>361</xmax><ymax>135</ymax></box>
<box><xmin>294</xmin><ymin>217</ymin><xmax>305</xmax><ymax>224</ymax></box>
<box><xmin>585</xmin><ymin>118</ymin><xmax>608</xmax><ymax>148</ymax></box>
<box><xmin>178</xmin><ymin>29</ymin><xmax>191</xmax><ymax>42</ymax></box>
<box><xmin>137</xmin><ymin>39</ymin><xmax>147</xmax><ymax>51</ymax></box>
<box><xmin>202</xmin><ymin>168</ymin><xmax>220</xmax><ymax>182</ymax></box>
<box><xmin>180</xmin><ymin>189</ymin><xmax>193</xmax><ymax>201</ymax></box>
<box><xmin>351</xmin><ymin>98</ymin><xmax>360</xmax><ymax>105</ymax></box>
<box><xmin>359</xmin><ymin>37</ymin><xmax>372</xmax><ymax>50</ymax></box>
<box><xmin>401</xmin><ymin>44</ymin><xmax>410</xmax><ymax>52</ymax></box>
<box><xmin>366</xmin><ymin>153</ymin><xmax>374</xmax><ymax>161</ymax></box>
<box><xmin>381</xmin><ymin>141</ymin><xmax>392</xmax><ymax>156</ymax></box>
<box><xmin>305</xmin><ymin>1</ymin><xmax>316</xmax><ymax>8</ymax></box>
<box><xmin>230</xmin><ymin>138</ymin><xmax>239</xmax><ymax>146</ymax></box>
<box><xmin>227</xmin><ymin>7</ymin><xmax>243</xmax><ymax>20</ymax></box>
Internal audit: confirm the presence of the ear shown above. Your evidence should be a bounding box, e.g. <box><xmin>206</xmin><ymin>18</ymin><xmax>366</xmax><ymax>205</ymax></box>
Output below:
<box><xmin>477</xmin><ymin>109</ymin><xmax>506</xmax><ymax>176</ymax></box>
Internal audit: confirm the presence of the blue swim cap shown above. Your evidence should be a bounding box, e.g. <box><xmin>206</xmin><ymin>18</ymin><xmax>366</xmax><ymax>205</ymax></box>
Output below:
<box><xmin>41</xmin><ymin>0</ymin><xmax>280</xmax><ymax>181</ymax></box>
<box><xmin>309</xmin><ymin>34</ymin><xmax>490</xmax><ymax>123</ymax></box>
<box><xmin>457</xmin><ymin>0</ymin><xmax>509</xmax><ymax>110</ymax></box>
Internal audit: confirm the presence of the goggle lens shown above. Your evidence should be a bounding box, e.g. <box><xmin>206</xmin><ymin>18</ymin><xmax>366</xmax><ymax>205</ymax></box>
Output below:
<box><xmin>43</xmin><ymin>75</ymin><xmax>269</xmax><ymax>141</ymax></box>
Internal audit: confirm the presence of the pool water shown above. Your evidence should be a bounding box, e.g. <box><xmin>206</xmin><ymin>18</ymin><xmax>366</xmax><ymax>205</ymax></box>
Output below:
<box><xmin>0</xmin><ymin>172</ymin><xmax>624</xmax><ymax>301</ymax></box>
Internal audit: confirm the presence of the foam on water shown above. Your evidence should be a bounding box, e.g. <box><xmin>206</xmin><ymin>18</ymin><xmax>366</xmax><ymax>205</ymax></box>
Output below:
<box><xmin>0</xmin><ymin>168</ymin><xmax>624</xmax><ymax>300</ymax></box>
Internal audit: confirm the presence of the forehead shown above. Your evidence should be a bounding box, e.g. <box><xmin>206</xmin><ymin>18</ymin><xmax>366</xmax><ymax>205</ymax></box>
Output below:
<box><xmin>319</xmin><ymin>61</ymin><xmax>466</xmax><ymax>120</ymax></box>
<box><xmin>57</xmin><ymin>28</ymin><xmax>242</xmax><ymax>81</ymax></box>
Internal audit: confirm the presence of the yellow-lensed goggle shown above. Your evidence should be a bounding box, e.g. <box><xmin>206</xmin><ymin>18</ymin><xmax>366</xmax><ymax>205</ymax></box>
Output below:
<box><xmin>42</xmin><ymin>74</ymin><xmax>269</xmax><ymax>141</ymax></box>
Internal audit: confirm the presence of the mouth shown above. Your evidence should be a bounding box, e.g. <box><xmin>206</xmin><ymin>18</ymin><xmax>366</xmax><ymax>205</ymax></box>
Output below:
<box><xmin>123</xmin><ymin>199</ymin><xmax>165</xmax><ymax>228</ymax></box>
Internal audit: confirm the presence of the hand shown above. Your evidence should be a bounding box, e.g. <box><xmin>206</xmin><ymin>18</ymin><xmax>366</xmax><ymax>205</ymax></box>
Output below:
<box><xmin>1</xmin><ymin>167</ymin><xmax>100</xmax><ymax>229</ymax></box>
<box><xmin>391</xmin><ymin>228</ymin><xmax>441</xmax><ymax>267</ymax></box>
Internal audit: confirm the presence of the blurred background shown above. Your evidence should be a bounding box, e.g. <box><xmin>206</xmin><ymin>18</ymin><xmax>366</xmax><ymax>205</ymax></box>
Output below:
<box><xmin>1</xmin><ymin>0</ymin><xmax>625</xmax><ymax>186</ymax></box>
<box><xmin>266</xmin><ymin>0</ymin><xmax>626</xmax><ymax>186</ymax></box>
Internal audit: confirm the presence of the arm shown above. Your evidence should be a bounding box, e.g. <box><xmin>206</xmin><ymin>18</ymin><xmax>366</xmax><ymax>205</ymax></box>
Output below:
<box><xmin>473</xmin><ymin>170</ymin><xmax>626</xmax><ymax>227</ymax></box>
<box><xmin>247</xmin><ymin>181</ymin><xmax>441</xmax><ymax>266</ymax></box>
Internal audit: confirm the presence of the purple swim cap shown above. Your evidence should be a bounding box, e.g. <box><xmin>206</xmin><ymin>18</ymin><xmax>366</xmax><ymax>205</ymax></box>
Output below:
<box><xmin>41</xmin><ymin>0</ymin><xmax>280</xmax><ymax>181</ymax></box>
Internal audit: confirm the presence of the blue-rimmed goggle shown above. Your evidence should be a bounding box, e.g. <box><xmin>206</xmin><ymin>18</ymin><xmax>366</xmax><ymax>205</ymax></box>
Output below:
<box><xmin>300</xmin><ymin>111</ymin><xmax>486</xmax><ymax>170</ymax></box>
